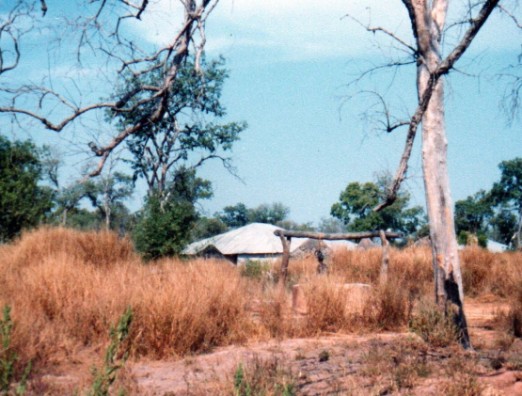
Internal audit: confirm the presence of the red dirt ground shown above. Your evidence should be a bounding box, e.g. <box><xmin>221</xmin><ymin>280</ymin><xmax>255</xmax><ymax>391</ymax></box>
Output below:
<box><xmin>37</xmin><ymin>299</ymin><xmax>522</xmax><ymax>395</ymax></box>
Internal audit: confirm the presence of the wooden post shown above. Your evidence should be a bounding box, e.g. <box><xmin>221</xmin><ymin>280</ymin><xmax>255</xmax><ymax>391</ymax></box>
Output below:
<box><xmin>379</xmin><ymin>230</ymin><xmax>390</xmax><ymax>286</ymax></box>
<box><xmin>315</xmin><ymin>240</ymin><xmax>327</xmax><ymax>275</ymax></box>
<box><xmin>279</xmin><ymin>235</ymin><xmax>291</xmax><ymax>286</ymax></box>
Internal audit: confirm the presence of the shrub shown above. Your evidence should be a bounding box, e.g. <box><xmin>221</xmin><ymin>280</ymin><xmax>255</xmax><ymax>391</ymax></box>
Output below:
<box><xmin>88</xmin><ymin>307</ymin><xmax>133</xmax><ymax>396</ymax></box>
<box><xmin>366</xmin><ymin>279</ymin><xmax>411</xmax><ymax>331</ymax></box>
<box><xmin>233</xmin><ymin>358</ymin><xmax>296</xmax><ymax>396</ymax></box>
<box><xmin>409</xmin><ymin>299</ymin><xmax>458</xmax><ymax>347</ymax></box>
<box><xmin>240</xmin><ymin>260</ymin><xmax>271</xmax><ymax>280</ymax></box>
<box><xmin>0</xmin><ymin>306</ymin><xmax>31</xmax><ymax>395</ymax></box>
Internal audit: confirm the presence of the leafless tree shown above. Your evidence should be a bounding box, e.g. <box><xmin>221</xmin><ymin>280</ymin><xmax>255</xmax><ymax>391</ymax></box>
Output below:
<box><xmin>347</xmin><ymin>0</ymin><xmax>516</xmax><ymax>348</ymax></box>
<box><xmin>0</xmin><ymin>0</ymin><xmax>220</xmax><ymax>177</ymax></box>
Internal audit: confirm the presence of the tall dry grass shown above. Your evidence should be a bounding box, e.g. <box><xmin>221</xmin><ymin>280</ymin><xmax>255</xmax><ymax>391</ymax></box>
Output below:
<box><xmin>1</xmin><ymin>227</ymin><xmax>521</xmax><ymax>371</ymax></box>
<box><xmin>0</xmin><ymin>228</ymin><xmax>254</xmax><ymax>367</ymax></box>
<box><xmin>460</xmin><ymin>247</ymin><xmax>522</xmax><ymax>298</ymax></box>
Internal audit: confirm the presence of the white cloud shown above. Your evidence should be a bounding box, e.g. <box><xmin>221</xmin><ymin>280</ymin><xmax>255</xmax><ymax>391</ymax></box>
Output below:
<box><xmin>134</xmin><ymin>0</ymin><xmax>412</xmax><ymax>61</ymax></box>
<box><xmin>132</xmin><ymin>1</ymin><xmax>521</xmax><ymax>63</ymax></box>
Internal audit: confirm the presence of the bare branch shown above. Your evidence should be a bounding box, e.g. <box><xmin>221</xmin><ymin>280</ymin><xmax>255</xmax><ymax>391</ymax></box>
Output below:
<box><xmin>40</xmin><ymin>0</ymin><xmax>48</xmax><ymax>16</ymax></box>
<box><xmin>0</xmin><ymin>0</ymin><xmax>221</xmax><ymax>178</ymax></box>
<box><xmin>498</xmin><ymin>4</ymin><xmax>522</xmax><ymax>29</ymax></box>
<box><xmin>345</xmin><ymin>14</ymin><xmax>417</xmax><ymax>55</ymax></box>
<box><xmin>376</xmin><ymin>0</ymin><xmax>501</xmax><ymax>211</ymax></box>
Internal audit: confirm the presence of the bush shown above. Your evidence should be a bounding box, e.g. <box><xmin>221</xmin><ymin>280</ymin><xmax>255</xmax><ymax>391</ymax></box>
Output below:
<box><xmin>88</xmin><ymin>307</ymin><xmax>133</xmax><ymax>396</ymax></box>
<box><xmin>1</xmin><ymin>305</ymin><xmax>31</xmax><ymax>395</ymax></box>
<box><xmin>233</xmin><ymin>358</ymin><xmax>296</xmax><ymax>396</ymax></box>
<box><xmin>133</xmin><ymin>193</ymin><xmax>198</xmax><ymax>260</ymax></box>
<box><xmin>409</xmin><ymin>299</ymin><xmax>458</xmax><ymax>347</ymax></box>
<box><xmin>0</xmin><ymin>136</ymin><xmax>53</xmax><ymax>243</ymax></box>
<box><xmin>240</xmin><ymin>260</ymin><xmax>271</xmax><ymax>280</ymax></box>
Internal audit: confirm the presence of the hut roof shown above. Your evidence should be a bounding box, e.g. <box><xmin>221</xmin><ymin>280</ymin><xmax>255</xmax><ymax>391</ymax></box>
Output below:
<box><xmin>183</xmin><ymin>223</ymin><xmax>309</xmax><ymax>256</ymax></box>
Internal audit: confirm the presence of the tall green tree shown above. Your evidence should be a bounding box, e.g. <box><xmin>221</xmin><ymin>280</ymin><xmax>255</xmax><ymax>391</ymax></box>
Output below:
<box><xmin>217</xmin><ymin>202</ymin><xmax>291</xmax><ymax>228</ymax></box>
<box><xmin>52</xmin><ymin>182</ymin><xmax>88</xmax><ymax>226</ymax></box>
<box><xmin>191</xmin><ymin>217</ymin><xmax>228</xmax><ymax>240</ymax></box>
<box><xmin>218</xmin><ymin>203</ymin><xmax>250</xmax><ymax>228</ymax></box>
<box><xmin>331</xmin><ymin>175</ymin><xmax>424</xmax><ymax>235</ymax></box>
<box><xmin>83</xmin><ymin>172</ymin><xmax>135</xmax><ymax>231</ymax></box>
<box><xmin>113</xmin><ymin>57</ymin><xmax>245</xmax><ymax>203</ymax></box>
<box><xmin>133</xmin><ymin>168</ymin><xmax>212</xmax><ymax>260</ymax></box>
<box><xmin>248</xmin><ymin>202</ymin><xmax>290</xmax><ymax>225</ymax></box>
<box><xmin>0</xmin><ymin>135</ymin><xmax>53</xmax><ymax>242</ymax></box>
<box><xmin>454</xmin><ymin>190</ymin><xmax>492</xmax><ymax>247</ymax></box>
<box><xmin>490</xmin><ymin>158</ymin><xmax>522</xmax><ymax>249</ymax></box>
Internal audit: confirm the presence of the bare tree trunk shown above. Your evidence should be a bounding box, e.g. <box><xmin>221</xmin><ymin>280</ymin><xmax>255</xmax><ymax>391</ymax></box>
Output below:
<box><xmin>104</xmin><ymin>196</ymin><xmax>111</xmax><ymax>231</ymax></box>
<box><xmin>516</xmin><ymin>208</ymin><xmax>522</xmax><ymax>250</ymax></box>
<box><xmin>416</xmin><ymin>0</ymin><xmax>471</xmax><ymax>348</ymax></box>
<box><xmin>278</xmin><ymin>235</ymin><xmax>291</xmax><ymax>286</ymax></box>
<box><xmin>379</xmin><ymin>230</ymin><xmax>390</xmax><ymax>286</ymax></box>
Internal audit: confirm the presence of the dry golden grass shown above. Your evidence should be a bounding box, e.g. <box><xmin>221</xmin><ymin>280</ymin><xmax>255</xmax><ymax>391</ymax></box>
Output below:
<box><xmin>1</xmin><ymin>226</ymin><xmax>522</xmax><ymax>372</ymax></box>
<box><xmin>461</xmin><ymin>247</ymin><xmax>522</xmax><ymax>298</ymax></box>
<box><xmin>0</xmin><ymin>228</ymin><xmax>254</xmax><ymax>367</ymax></box>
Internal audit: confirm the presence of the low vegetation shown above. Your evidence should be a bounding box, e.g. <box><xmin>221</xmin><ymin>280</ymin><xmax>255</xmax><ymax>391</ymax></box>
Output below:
<box><xmin>0</xmin><ymin>227</ymin><xmax>521</xmax><ymax>392</ymax></box>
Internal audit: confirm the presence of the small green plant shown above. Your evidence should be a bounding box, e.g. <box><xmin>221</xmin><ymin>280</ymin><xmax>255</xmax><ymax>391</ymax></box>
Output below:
<box><xmin>240</xmin><ymin>260</ymin><xmax>271</xmax><ymax>280</ymax></box>
<box><xmin>233</xmin><ymin>364</ymin><xmax>250</xmax><ymax>396</ymax></box>
<box><xmin>1</xmin><ymin>305</ymin><xmax>31</xmax><ymax>396</ymax></box>
<box><xmin>88</xmin><ymin>306</ymin><xmax>133</xmax><ymax>396</ymax></box>
<box><xmin>233</xmin><ymin>358</ymin><xmax>296</xmax><ymax>396</ymax></box>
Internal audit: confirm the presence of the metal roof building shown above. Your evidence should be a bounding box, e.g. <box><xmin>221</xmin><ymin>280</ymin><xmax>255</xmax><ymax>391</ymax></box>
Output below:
<box><xmin>183</xmin><ymin>223</ymin><xmax>356</xmax><ymax>264</ymax></box>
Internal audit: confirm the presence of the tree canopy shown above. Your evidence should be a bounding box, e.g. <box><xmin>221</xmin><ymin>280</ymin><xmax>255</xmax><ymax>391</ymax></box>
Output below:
<box><xmin>217</xmin><ymin>202</ymin><xmax>290</xmax><ymax>228</ymax></box>
<box><xmin>133</xmin><ymin>167</ymin><xmax>212</xmax><ymax>260</ymax></box>
<box><xmin>114</xmin><ymin>57</ymin><xmax>246</xmax><ymax>202</ymax></box>
<box><xmin>330</xmin><ymin>175</ymin><xmax>424</xmax><ymax>235</ymax></box>
<box><xmin>490</xmin><ymin>158</ymin><xmax>522</xmax><ymax>248</ymax></box>
<box><xmin>0</xmin><ymin>135</ymin><xmax>53</xmax><ymax>241</ymax></box>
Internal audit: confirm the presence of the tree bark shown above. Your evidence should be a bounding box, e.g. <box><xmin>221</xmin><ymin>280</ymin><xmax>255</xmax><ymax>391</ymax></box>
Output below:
<box><xmin>413</xmin><ymin>0</ymin><xmax>471</xmax><ymax>348</ymax></box>
<box><xmin>279</xmin><ymin>235</ymin><xmax>291</xmax><ymax>286</ymax></box>
<box><xmin>379</xmin><ymin>230</ymin><xmax>390</xmax><ymax>286</ymax></box>
<box><xmin>274</xmin><ymin>230</ymin><xmax>401</xmax><ymax>240</ymax></box>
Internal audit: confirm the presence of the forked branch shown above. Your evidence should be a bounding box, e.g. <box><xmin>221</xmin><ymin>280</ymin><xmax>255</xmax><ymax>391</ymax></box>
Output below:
<box><xmin>375</xmin><ymin>0</ymin><xmax>501</xmax><ymax>212</ymax></box>
<box><xmin>0</xmin><ymin>0</ymin><xmax>220</xmax><ymax>178</ymax></box>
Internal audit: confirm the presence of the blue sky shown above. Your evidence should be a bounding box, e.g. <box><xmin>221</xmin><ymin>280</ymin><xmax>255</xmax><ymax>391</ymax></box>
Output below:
<box><xmin>2</xmin><ymin>1</ymin><xmax>521</xmax><ymax>225</ymax></box>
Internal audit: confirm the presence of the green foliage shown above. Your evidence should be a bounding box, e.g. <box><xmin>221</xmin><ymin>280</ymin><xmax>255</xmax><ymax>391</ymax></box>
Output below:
<box><xmin>490</xmin><ymin>158</ymin><xmax>522</xmax><ymax>248</ymax></box>
<box><xmin>88</xmin><ymin>307</ymin><xmax>133</xmax><ymax>396</ymax></box>
<box><xmin>457</xmin><ymin>231</ymin><xmax>488</xmax><ymax>248</ymax></box>
<box><xmin>454</xmin><ymin>190</ymin><xmax>493</xmax><ymax>238</ymax></box>
<box><xmin>133</xmin><ymin>168</ymin><xmax>211</xmax><ymax>260</ymax></box>
<box><xmin>1</xmin><ymin>306</ymin><xmax>31</xmax><ymax>396</ymax></box>
<box><xmin>233</xmin><ymin>360</ymin><xmax>296</xmax><ymax>396</ymax></box>
<box><xmin>330</xmin><ymin>174</ymin><xmax>424</xmax><ymax>235</ymax></box>
<box><xmin>317</xmin><ymin>217</ymin><xmax>345</xmax><ymax>233</ymax></box>
<box><xmin>233</xmin><ymin>364</ymin><xmax>248</xmax><ymax>396</ymax></box>
<box><xmin>219</xmin><ymin>203</ymin><xmax>250</xmax><ymax>228</ymax></box>
<box><xmin>191</xmin><ymin>216</ymin><xmax>228</xmax><ymax>240</ymax></box>
<box><xmin>218</xmin><ymin>202</ymin><xmax>290</xmax><ymax>228</ymax></box>
<box><xmin>249</xmin><ymin>203</ymin><xmax>290</xmax><ymax>225</ymax></box>
<box><xmin>275</xmin><ymin>220</ymin><xmax>315</xmax><ymax>232</ymax></box>
<box><xmin>49</xmin><ymin>175</ymin><xmax>135</xmax><ymax>233</ymax></box>
<box><xmin>82</xmin><ymin>172</ymin><xmax>135</xmax><ymax>230</ymax></box>
<box><xmin>240</xmin><ymin>260</ymin><xmax>271</xmax><ymax>280</ymax></box>
<box><xmin>490</xmin><ymin>208</ymin><xmax>517</xmax><ymax>246</ymax></box>
<box><xmin>0</xmin><ymin>135</ymin><xmax>53</xmax><ymax>242</ymax></box>
<box><xmin>113</xmin><ymin>56</ymin><xmax>245</xmax><ymax>199</ymax></box>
